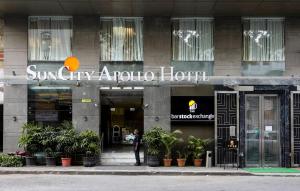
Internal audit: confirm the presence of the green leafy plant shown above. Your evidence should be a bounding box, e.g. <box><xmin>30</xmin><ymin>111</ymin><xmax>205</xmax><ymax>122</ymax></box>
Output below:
<box><xmin>143</xmin><ymin>126</ymin><xmax>165</xmax><ymax>156</ymax></box>
<box><xmin>79</xmin><ymin>130</ymin><xmax>101</xmax><ymax>157</ymax></box>
<box><xmin>59</xmin><ymin>121</ymin><xmax>74</xmax><ymax>131</ymax></box>
<box><xmin>41</xmin><ymin>125</ymin><xmax>59</xmax><ymax>157</ymax></box>
<box><xmin>44</xmin><ymin>148</ymin><xmax>58</xmax><ymax>158</ymax></box>
<box><xmin>187</xmin><ymin>136</ymin><xmax>207</xmax><ymax>159</ymax></box>
<box><xmin>160</xmin><ymin>130</ymin><xmax>183</xmax><ymax>159</ymax></box>
<box><xmin>56</xmin><ymin>122</ymin><xmax>79</xmax><ymax>158</ymax></box>
<box><xmin>176</xmin><ymin>150</ymin><xmax>188</xmax><ymax>159</ymax></box>
<box><xmin>18</xmin><ymin>123</ymin><xmax>44</xmax><ymax>156</ymax></box>
<box><xmin>176</xmin><ymin>140</ymin><xmax>188</xmax><ymax>159</ymax></box>
<box><xmin>0</xmin><ymin>154</ymin><xmax>23</xmax><ymax>167</ymax></box>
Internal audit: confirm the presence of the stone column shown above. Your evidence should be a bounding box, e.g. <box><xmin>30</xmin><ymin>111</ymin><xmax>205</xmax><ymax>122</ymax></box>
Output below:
<box><xmin>214</xmin><ymin>17</ymin><xmax>242</xmax><ymax>76</ymax></box>
<box><xmin>3</xmin><ymin>16</ymin><xmax>28</xmax><ymax>152</ymax></box>
<box><xmin>72</xmin><ymin>16</ymin><xmax>100</xmax><ymax>133</ymax></box>
<box><xmin>285</xmin><ymin>17</ymin><xmax>300</xmax><ymax>76</ymax></box>
<box><xmin>143</xmin><ymin>17</ymin><xmax>171</xmax><ymax>132</ymax></box>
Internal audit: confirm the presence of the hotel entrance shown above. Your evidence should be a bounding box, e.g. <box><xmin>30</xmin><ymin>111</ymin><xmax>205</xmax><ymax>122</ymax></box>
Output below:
<box><xmin>100</xmin><ymin>90</ymin><xmax>143</xmax><ymax>155</ymax></box>
<box><xmin>245</xmin><ymin>94</ymin><xmax>280</xmax><ymax>167</ymax></box>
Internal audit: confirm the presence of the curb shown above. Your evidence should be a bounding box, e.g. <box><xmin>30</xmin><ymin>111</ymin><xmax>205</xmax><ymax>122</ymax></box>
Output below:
<box><xmin>0</xmin><ymin>170</ymin><xmax>252</xmax><ymax>176</ymax></box>
<box><xmin>249</xmin><ymin>173</ymin><xmax>300</xmax><ymax>177</ymax></box>
<box><xmin>1</xmin><ymin>169</ymin><xmax>300</xmax><ymax>176</ymax></box>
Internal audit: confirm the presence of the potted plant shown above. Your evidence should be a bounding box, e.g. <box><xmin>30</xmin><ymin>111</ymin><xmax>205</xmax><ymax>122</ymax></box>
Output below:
<box><xmin>143</xmin><ymin>127</ymin><xmax>164</xmax><ymax>167</ymax></box>
<box><xmin>56</xmin><ymin>121</ymin><xmax>78</xmax><ymax>167</ymax></box>
<box><xmin>176</xmin><ymin>150</ymin><xmax>188</xmax><ymax>167</ymax></box>
<box><xmin>188</xmin><ymin>136</ymin><xmax>206</xmax><ymax>167</ymax></box>
<box><xmin>18</xmin><ymin>123</ymin><xmax>43</xmax><ymax>166</ymax></box>
<box><xmin>44</xmin><ymin>148</ymin><xmax>57</xmax><ymax>166</ymax></box>
<box><xmin>41</xmin><ymin>125</ymin><xmax>59</xmax><ymax>166</ymax></box>
<box><xmin>79</xmin><ymin>130</ymin><xmax>101</xmax><ymax>167</ymax></box>
<box><xmin>176</xmin><ymin>140</ymin><xmax>188</xmax><ymax>167</ymax></box>
<box><xmin>160</xmin><ymin>130</ymin><xmax>183</xmax><ymax>167</ymax></box>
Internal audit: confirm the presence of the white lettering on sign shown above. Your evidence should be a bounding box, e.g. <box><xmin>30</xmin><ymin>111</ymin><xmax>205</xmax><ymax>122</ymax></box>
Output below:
<box><xmin>26</xmin><ymin>65</ymin><xmax>209</xmax><ymax>82</ymax></box>
<box><xmin>170</xmin><ymin>114</ymin><xmax>214</xmax><ymax>120</ymax></box>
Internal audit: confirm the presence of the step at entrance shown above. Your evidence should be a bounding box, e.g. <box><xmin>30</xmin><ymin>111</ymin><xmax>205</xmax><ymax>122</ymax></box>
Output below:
<box><xmin>101</xmin><ymin>152</ymin><xmax>144</xmax><ymax>165</ymax></box>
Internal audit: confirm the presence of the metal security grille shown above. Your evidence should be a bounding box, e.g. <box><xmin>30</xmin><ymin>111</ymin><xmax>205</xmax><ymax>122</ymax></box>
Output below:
<box><xmin>291</xmin><ymin>92</ymin><xmax>300</xmax><ymax>166</ymax></box>
<box><xmin>215</xmin><ymin>91</ymin><xmax>239</xmax><ymax>165</ymax></box>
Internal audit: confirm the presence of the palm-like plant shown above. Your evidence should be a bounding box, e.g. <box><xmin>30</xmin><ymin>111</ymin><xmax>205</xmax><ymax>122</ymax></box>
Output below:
<box><xmin>79</xmin><ymin>130</ymin><xmax>101</xmax><ymax>157</ymax></box>
<box><xmin>143</xmin><ymin>126</ymin><xmax>165</xmax><ymax>156</ymax></box>
<box><xmin>160</xmin><ymin>130</ymin><xmax>183</xmax><ymax>159</ymax></box>
<box><xmin>41</xmin><ymin>125</ymin><xmax>59</xmax><ymax>157</ymax></box>
<box><xmin>56</xmin><ymin>127</ymin><xmax>78</xmax><ymax>158</ymax></box>
<box><xmin>18</xmin><ymin>123</ymin><xmax>43</xmax><ymax>156</ymax></box>
<box><xmin>187</xmin><ymin>136</ymin><xmax>206</xmax><ymax>159</ymax></box>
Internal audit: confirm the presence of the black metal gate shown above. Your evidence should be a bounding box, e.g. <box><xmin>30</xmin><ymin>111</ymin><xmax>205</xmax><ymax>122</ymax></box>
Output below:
<box><xmin>291</xmin><ymin>91</ymin><xmax>300</xmax><ymax>166</ymax></box>
<box><xmin>215</xmin><ymin>91</ymin><xmax>239</xmax><ymax>165</ymax></box>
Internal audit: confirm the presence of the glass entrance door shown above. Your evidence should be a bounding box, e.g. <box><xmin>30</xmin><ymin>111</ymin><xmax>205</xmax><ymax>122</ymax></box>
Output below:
<box><xmin>245</xmin><ymin>95</ymin><xmax>280</xmax><ymax>167</ymax></box>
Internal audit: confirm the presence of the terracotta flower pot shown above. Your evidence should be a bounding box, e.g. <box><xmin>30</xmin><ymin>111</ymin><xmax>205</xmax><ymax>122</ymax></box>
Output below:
<box><xmin>61</xmin><ymin>158</ymin><xmax>72</xmax><ymax>167</ymax></box>
<box><xmin>163</xmin><ymin>159</ymin><xmax>172</xmax><ymax>167</ymax></box>
<box><xmin>194</xmin><ymin>159</ymin><xmax>203</xmax><ymax>167</ymax></box>
<box><xmin>177</xmin><ymin>159</ymin><xmax>186</xmax><ymax>167</ymax></box>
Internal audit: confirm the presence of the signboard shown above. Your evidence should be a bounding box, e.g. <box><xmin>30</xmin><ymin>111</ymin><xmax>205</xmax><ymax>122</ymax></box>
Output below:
<box><xmin>226</xmin><ymin>139</ymin><xmax>238</xmax><ymax>150</ymax></box>
<box><xmin>35</xmin><ymin>110</ymin><xmax>58</xmax><ymax>122</ymax></box>
<box><xmin>81</xmin><ymin>98</ymin><xmax>92</xmax><ymax>103</ymax></box>
<box><xmin>171</xmin><ymin>96</ymin><xmax>214</xmax><ymax>121</ymax></box>
<box><xmin>26</xmin><ymin>65</ymin><xmax>209</xmax><ymax>82</ymax></box>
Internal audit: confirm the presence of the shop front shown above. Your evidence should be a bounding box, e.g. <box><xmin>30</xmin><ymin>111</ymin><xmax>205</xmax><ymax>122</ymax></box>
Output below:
<box><xmin>214</xmin><ymin>85</ymin><xmax>299</xmax><ymax>168</ymax></box>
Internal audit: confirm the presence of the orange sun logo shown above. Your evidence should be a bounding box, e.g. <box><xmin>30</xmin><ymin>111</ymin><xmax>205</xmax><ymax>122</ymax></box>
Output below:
<box><xmin>64</xmin><ymin>56</ymin><xmax>80</xmax><ymax>72</ymax></box>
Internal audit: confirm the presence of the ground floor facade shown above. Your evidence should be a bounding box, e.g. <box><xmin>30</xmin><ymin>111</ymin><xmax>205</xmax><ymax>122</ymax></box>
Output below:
<box><xmin>1</xmin><ymin>84</ymin><xmax>300</xmax><ymax>168</ymax></box>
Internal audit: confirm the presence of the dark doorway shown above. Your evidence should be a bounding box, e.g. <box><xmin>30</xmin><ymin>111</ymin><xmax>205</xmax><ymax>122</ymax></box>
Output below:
<box><xmin>100</xmin><ymin>90</ymin><xmax>143</xmax><ymax>152</ymax></box>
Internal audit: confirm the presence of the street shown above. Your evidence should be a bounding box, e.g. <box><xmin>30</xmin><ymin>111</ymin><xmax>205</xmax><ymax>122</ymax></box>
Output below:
<box><xmin>0</xmin><ymin>175</ymin><xmax>299</xmax><ymax>191</ymax></box>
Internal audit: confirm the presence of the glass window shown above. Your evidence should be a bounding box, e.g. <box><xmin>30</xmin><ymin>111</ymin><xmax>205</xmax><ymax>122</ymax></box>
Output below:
<box><xmin>172</xmin><ymin>18</ymin><xmax>214</xmax><ymax>61</ymax></box>
<box><xmin>242</xmin><ymin>18</ymin><xmax>285</xmax><ymax>76</ymax></box>
<box><xmin>172</xmin><ymin>18</ymin><xmax>214</xmax><ymax>75</ymax></box>
<box><xmin>28</xmin><ymin>16</ymin><xmax>73</xmax><ymax>61</ymax></box>
<box><xmin>100</xmin><ymin>17</ymin><xmax>143</xmax><ymax>61</ymax></box>
<box><xmin>243</xmin><ymin>18</ymin><xmax>284</xmax><ymax>62</ymax></box>
<box><xmin>28</xmin><ymin>87</ymin><xmax>72</xmax><ymax>126</ymax></box>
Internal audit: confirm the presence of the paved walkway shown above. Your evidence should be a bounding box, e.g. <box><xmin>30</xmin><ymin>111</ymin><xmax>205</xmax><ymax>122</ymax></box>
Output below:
<box><xmin>0</xmin><ymin>166</ymin><xmax>300</xmax><ymax>176</ymax></box>
<box><xmin>0</xmin><ymin>166</ymin><xmax>249</xmax><ymax>176</ymax></box>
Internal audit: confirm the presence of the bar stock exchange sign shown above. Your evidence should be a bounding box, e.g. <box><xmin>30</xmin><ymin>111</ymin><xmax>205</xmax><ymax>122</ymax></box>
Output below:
<box><xmin>171</xmin><ymin>96</ymin><xmax>214</xmax><ymax>122</ymax></box>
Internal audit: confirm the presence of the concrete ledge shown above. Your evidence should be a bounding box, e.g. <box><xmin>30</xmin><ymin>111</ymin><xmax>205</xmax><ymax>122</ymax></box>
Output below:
<box><xmin>1</xmin><ymin>166</ymin><xmax>299</xmax><ymax>176</ymax></box>
<box><xmin>0</xmin><ymin>166</ymin><xmax>251</xmax><ymax>176</ymax></box>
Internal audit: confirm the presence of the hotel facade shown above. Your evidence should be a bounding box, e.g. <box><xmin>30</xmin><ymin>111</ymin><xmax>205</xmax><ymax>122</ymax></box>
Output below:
<box><xmin>0</xmin><ymin>0</ymin><xmax>300</xmax><ymax>167</ymax></box>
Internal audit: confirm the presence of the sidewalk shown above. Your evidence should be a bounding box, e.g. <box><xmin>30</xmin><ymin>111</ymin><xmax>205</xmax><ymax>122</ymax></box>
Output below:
<box><xmin>0</xmin><ymin>166</ymin><xmax>250</xmax><ymax>176</ymax></box>
<box><xmin>0</xmin><ymin>166</ymin><xmax>300</xmax><ymax>177</ymax></box>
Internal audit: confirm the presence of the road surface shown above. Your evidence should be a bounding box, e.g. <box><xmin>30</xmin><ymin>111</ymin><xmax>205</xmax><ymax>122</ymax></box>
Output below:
<box><xmin>0</xmin><ymin>174</ymin><xmax>299</xmax><ymax>191</ymax></box>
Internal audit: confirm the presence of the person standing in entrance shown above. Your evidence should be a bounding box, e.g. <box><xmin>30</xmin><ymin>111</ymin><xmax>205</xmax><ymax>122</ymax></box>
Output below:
<box><xmin>133</xmin><ymin>129</ymin><xmax>141</xmax><ymax>166</ymax></box>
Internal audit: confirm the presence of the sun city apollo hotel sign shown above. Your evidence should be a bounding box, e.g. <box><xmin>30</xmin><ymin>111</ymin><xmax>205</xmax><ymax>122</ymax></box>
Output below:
<box><xmin>26</xmin><ymin>57</ymin><xmax>209</xmax><ymax>83</ymax></box>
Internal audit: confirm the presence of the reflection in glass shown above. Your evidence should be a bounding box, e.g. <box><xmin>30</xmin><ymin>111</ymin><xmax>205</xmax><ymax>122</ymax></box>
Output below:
<box><xmin>246</xmin><ymin>96</ymin><xmax>260</xmax><ymax>165</ymax></box>
<box><xmin>242</xmin><ymin>61</ymin><xmax>284</xmax><ymax>76</ymax></box>
<box><xmin>242</xmin><ymin>18</ymin><xmax>285</xmax><ymax>76</ymax></box>
<box><xmin>172</xmin><ymin>18</ymin><xmax>214</xmax><ymax>61</ymax></box>
<box><xmin>100</xmin><ymin>18</ymin><xmax>143</xmax><ymax>61</ymax></box>
<box><xmin>243</xmin><ymin>18</ymin><xmax>284</xmax><ymax>62</ymax></box>
<box><xmin>245</xmin><ymin>95</ymin><xmax>280</xmax><ymax>167</ymax></box>
<box><xmin>263</xmin><ymin>96</ymin><xmax>279</xmax><ymax>165</ymax></box>
<box><xmin>28</xmin><ymin>86</ymin><xmax>72</xmax><ymax>126</ymax></box>
<box><xmin>28</xmin><ymin>16</ymin><xmax>73</xmax><ymax>61</ymax></box>
<box><xmin>171</xmin><ymin>18</ymin><xmax>214</xmax><ymax>75</ymax></box>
